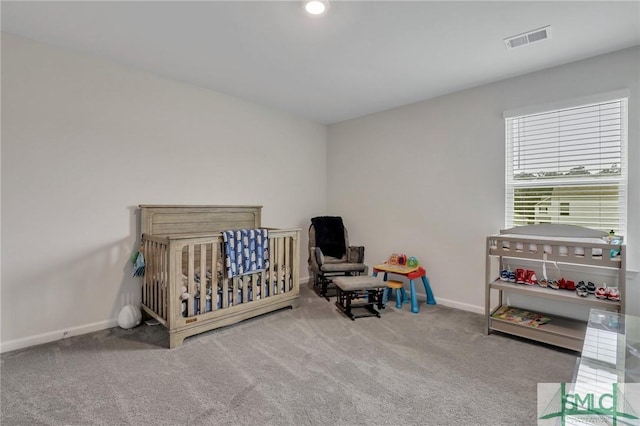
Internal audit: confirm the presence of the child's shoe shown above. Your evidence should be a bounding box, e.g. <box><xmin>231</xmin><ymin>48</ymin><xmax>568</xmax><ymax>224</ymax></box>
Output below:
<box><xmin>575</xmin><ymin>282</ymin><xmax>588</xmax><ymax>297</ymax></box>
<box><xmin>595</xmin><ymin>285</ymin><xmax>609</xmax><ymax>300</ymax></box>
<box><xmin>524</xmin><ymin>270</ymin><xmax>537</xmax><ymax>286</ymax></box>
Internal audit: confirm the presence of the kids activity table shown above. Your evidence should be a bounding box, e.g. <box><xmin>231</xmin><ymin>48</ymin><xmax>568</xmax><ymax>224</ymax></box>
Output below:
<box><xmin>372</xmin><ymin>263</ymin><xmax>436</xmax><ymax>313</ymax></box>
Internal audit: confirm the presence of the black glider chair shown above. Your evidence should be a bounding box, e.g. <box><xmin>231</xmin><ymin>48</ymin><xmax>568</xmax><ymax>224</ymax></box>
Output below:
<box><xmin>308</xmin><ymin>216</ymin><xmax>367</xmax><ymax>300</ymax></box>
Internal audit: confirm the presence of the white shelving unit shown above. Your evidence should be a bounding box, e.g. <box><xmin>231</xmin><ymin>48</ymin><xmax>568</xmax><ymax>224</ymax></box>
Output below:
<box><xmin>485</xmin><ymin>225</ymin><xmax>626</xmax><ymax>352</ymax></box>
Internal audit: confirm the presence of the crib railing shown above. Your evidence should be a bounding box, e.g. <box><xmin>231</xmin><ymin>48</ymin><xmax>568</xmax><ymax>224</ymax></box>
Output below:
<box><xmin>141</xmin><ymin>234</ymin><xmax>170</xmax><ymax>323</ymax></box>
<box><xmin>141</xmin><ymin>229</ymin><xmax>300</xmax><ymax>330</ymax></box>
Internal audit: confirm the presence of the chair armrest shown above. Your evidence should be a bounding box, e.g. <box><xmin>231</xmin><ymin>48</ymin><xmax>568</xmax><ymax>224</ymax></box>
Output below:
<box><xmin>347</xmin><ymin>246</ymin><xmax>365</xmax><ymax>263</ymax></box>
<box><xmin>312</xmin><ymin>247</ymin><xmax>325</xmax><ymax>266</ymax></box>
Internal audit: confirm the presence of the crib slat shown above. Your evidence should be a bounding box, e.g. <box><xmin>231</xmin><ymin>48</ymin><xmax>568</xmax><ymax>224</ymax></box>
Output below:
<box><xmin>187</xmin><ymin>245</ymin><xmax>195</xmax><ymax>317</ymax></box>
<box><xmin>242</xmin><ymin>275</ymin><xmax>247</xmax><ymax>304</ymax></box>
<box><xmin>142</xmin><ymin>240</ymin><xmax>148</xmax><ymax>308</ymax></box>
<box><xmin>151</xmin><ymin>243</ymin><xmax>160</xmax><ymax>310</ymax></box>
<box><xmin>284</xmin><ymin>237</ymin><xmax>291</xmax><ymax>293</ymax></box>
<box><xmin>277</xmin><ymin>236</ymin><xmax>284</xmax><ymax>295</ymax></box>
<box><xmin>292</xmin><ymin>232</ymin><xmax>299</xmax><ymax>294</ymax></box>
<box><xmin>148</xmin><ymin>240</ymin><xmax>154</xmax><ymax>312</ymax></box>
<box><xmin>153</xmin><ymin>241</ymin><xmax>157</xmax><ymax>311</ymax></box>
<box><xmin>259</xmin><ymin>270</ymin><xmax>265</xmax><ymax>300</ymax></box>
<box><xmin>268</xmin><ymin>238</ymin><xmax>275</xmax><ymax>297</ymax></box>
<box><xmin>159</xmin><ymin>242</ymin><xmax>165</xmax><ymax>320</ymax></box>
<box><xmin>232</xmin><ymin>277</ymin><xmax>239</xmax><ymax>306</ymax></box>
<box><xmin>222</xmin><ymin>275</ymin><xmax>229</xmax><ymax>309</ymax></box>
<box><xmin>211</xmin><ymin>243</ymin><xmax>219</xmax><ymax>311</ymax></box>
<box><xmin>156</xmin><ymin>241</ymin><xmax>161</xmax><ymax>318</ymax></box>
<box><xmin>171</xmin><ymin>246</ymin><xmax>183</xmax><ymax>328</ymax></box>
<box><xmin>199</xmin><ymin>243</ymin><xmax>206</xmax><ymax>315</ymax></box>
<box><xmin>148</xmin><ymin>241</ymin><xmax>153</xmax><ymax>313</ymax></box>
<box><xmin>157</xmin><ymin>241</ymin><xmax>161</xmax><ymax>313</ymax></box>
<box><xmin>149</xmin><ymin>242</ymin><xmax>158</xmax><ymax>309</ymax></box>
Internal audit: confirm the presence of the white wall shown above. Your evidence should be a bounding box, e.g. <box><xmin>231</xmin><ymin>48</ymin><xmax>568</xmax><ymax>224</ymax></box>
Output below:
<box><xmin>327</xmin><ymin>46</ymin><xmax>640</xmax><ymax>316</ymax></box>
<box><xmin>1</xmin><ymin>34</ymin><xmax>327</xmax><ymax>351</ymax></box>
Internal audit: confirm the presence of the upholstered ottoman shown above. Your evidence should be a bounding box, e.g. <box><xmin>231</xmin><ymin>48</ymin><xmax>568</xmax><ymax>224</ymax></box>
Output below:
<box><xmin>333</xmin><ymin>276</ymin><xmax>386</xmax><ymax>320</ymax></box>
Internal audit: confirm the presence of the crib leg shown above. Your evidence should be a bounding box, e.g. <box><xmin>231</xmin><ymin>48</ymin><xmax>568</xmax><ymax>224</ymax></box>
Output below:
<box><xmin>169</xmin><ymin>334</ymin><xmax>186</xmax><ymax>349</ymax></box>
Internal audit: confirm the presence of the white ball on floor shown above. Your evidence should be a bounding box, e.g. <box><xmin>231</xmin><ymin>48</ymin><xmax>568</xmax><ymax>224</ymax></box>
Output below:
<box><xmin>117</xmin><ymin>304</ymin><xmax>142</xmax><ymax>329</ymax></box>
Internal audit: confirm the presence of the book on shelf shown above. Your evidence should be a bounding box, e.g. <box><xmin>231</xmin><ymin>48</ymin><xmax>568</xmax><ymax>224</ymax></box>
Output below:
<box><xmin>491</xmin><ymin>306</ymin><xmax>551</xmax><ymax>328</ymax></box>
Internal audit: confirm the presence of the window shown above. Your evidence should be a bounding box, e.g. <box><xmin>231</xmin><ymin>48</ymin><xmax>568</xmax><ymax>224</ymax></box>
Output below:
<box><xmin>505</xmin><ymin>94</ymin><xmax>628</xmax><ymax>236</ymax></box>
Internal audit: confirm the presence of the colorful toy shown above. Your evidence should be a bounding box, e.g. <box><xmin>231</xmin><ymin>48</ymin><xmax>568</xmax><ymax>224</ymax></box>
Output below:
<box><xmin>388</xmin><ymin>253</ymin><xmax>408</xmax><ymax>265</ymax></box>
<box><xmin>388</xmin><ymin>253</ymin><xmax>417</xmax><ymax>267</ymax></box>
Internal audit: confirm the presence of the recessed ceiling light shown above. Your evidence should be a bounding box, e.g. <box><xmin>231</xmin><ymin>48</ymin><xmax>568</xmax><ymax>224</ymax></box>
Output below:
<box><xmin>304</xmin><ymin>0</ymin><xmax>329</xmax><ymax>16</ymax></box>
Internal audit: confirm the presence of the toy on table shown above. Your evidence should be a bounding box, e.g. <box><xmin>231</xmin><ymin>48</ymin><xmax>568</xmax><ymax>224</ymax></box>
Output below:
<box><xmin>388</xmin><ymin>253</ymin><xmax>408</xmax><ymax>265</ymax></box>
<box><xmin>388</xmin><ymin>253</ymin><xmax>418</xmax><ymax>268</ymax></box>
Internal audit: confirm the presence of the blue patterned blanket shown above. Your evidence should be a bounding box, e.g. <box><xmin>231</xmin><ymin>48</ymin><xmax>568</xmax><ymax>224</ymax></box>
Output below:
<box><xmin>222</xmin><ymin>229</ymin><xmax>269</xmax><ymax>278</ymax></box>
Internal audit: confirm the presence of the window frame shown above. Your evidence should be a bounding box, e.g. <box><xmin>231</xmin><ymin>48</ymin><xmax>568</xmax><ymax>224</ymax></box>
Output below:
<box><xmin>504</xmin><ymin>91</ymin><xmax>629</xmax><ymax>236</ymax></box>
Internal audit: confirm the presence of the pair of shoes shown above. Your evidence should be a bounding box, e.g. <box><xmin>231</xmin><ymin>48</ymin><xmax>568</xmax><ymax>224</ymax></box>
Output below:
<box><xmin>558</xmin><ymin>278</ymin><xmax>575</xmax><ymax>290</ymax></box>
<box><xmin>575</xmin><ymin>282</ymin><xmax>589</xmax><ymax>297</ymax></box>
<box><xmin>595</xmin><ymin>284</ymin><xmax>609</xmax><ymax>299</ymax></box>
<box><xmin>608</xmin><ymin>287</ymin><xmax>620</xmax><ymax>301</ymax></box>
<box><xmin>516</xmin><ymin>269</ymin><xmax>537</xmax><ymax>286</ymax></box>
<box><xmin>524</xmin><ymin>270</ymin><xmax>538</xmax><ymax>286</ymax></box>
<box><xmin>578</xmin><ymin>280</ymin><xmax>597</xmax><ymax>294</ymax></box>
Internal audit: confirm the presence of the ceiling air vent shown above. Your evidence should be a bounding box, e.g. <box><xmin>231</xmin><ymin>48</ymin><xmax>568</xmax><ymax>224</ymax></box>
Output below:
<box><xmin>504</xmin><ymin>26</ymin><xmax>551</xmax><ymax>50</ymax></box>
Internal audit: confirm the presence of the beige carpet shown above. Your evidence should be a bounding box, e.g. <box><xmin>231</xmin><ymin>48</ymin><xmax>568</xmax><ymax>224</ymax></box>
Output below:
<box><xmin>1</xmin><ymin>284</ymin><xmax>577</xmax><ymax>425</ymax></box>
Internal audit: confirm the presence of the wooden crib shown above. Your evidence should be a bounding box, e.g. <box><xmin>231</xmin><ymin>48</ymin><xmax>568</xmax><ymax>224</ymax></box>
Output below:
<box><xmin>139</xmin><ymin>205</ymin><xmax>300</xmax><ymax>348</ymax></box>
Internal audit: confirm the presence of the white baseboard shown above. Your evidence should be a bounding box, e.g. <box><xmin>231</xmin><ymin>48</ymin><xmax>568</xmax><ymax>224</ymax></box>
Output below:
<box><xmin>1</xmin><ymin>277</ymin><xmax>316</xmax><ymax>354</ymax></box>
<box><xmin>432</xmin><ymin>297</ymin><xmax>484</xmax><ymax>315</ymax></box>
<box><xmin>1</xmin><ymin>276</ymin><xmax>485</xmax><ymax>353</ymax></box>
<box><xmin>299</xmin><ymin>275</ymin><xmax>311</xmax><ymax>286</ymax></box>
<box><xmin>0</xmin><ymin>318</ymin><xmax>118</xmax><ymax>354</ymax></box>
<box><xmin>411</xmin><ymin>292</ymin><xmax>484</xmax><ymax>314</ymax></box>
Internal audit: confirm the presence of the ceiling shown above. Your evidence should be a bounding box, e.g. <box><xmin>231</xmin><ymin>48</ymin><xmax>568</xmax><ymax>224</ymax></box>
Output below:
<box><xmin>2</xmin><ymin>1</ymin><xmax>639</xmax><ymax>124</ymax></box>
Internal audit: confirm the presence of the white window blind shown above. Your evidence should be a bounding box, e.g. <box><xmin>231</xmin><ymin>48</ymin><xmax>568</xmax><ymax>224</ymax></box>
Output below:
<box><xmin>505</xmin><ymin>97</ymin><xmax>628</xmax><ymax>236</ymax></box>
